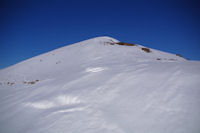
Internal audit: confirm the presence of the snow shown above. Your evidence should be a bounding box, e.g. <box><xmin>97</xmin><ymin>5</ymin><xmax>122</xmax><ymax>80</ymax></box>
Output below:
<box><xmin>86</xmin><ymin>67</ymin><xmax>106</xmax><ymax>73</ymax></box>
<box><xmin>25</xmin><ymin>95</ymin><xmax>81</xmax><ymax>109</ymax></box>
<box><xmin>0</xmin><ymin>36</ymin><xmax>200</xmax><ymax>133</ymax></box>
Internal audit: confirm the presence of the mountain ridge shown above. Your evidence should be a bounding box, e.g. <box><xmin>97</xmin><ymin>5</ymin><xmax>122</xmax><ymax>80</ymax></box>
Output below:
<box><xmin>0</xmin><ymin>36</ymin><xmax>187</xmax><ymax>71</ymax></box>
<box><xmin>0</xmin><ymin>36</ymin><xmax>187</xmax><ymax>83</ymax></box>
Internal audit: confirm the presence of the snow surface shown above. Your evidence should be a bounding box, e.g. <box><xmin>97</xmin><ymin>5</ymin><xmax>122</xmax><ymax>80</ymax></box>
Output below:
<box><xmin>0</xmin><ymin>36</ymin><xmax>200</xmax><ymax>133</ymax></box>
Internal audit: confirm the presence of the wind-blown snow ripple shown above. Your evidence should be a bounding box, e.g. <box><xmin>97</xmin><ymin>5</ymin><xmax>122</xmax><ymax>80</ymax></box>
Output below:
<box><xmin>86</xmin><ymin>67</ymin><xmax>106</xmax><ymax>73</ymax></box>
<box><xmin>25</xmin><ymin>95</ymin><xmax>81</xmax><ymax>109</ymax></box>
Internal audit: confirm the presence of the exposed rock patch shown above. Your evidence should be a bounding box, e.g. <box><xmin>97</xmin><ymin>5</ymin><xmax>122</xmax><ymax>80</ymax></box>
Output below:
<box><xmin>141</xmin><ymin>47</ymin><xmax>151</xmax><ymax>53</ymax></box>
<box><xmin>108</xmin><ymin>41</ymin><xmax>137</xmax><ymax>46</ymax></box>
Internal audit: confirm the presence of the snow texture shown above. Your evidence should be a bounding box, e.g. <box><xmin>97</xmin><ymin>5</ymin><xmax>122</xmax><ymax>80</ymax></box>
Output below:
<box><xmin>0</xmin><ymin>36</ymin><xmax>200</xmax><ymax>133</ymax></box>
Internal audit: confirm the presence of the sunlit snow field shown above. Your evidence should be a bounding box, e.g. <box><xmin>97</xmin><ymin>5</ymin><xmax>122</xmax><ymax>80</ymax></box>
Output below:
<box><xmin>0</xmin><ymin>37</ymin><xmax>200</xmax><ymax>133</ymax></box>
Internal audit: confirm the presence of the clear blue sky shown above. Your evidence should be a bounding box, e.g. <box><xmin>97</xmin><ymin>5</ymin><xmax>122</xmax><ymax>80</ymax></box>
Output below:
<box><xmin>1</xmin><ymin>0</ymin><xmax>200</xmax><ymax>69</ymax></box>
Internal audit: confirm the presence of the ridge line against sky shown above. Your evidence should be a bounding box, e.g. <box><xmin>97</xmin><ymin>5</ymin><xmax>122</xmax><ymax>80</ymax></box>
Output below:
<box><xmin>0</xmin><ymin>0</ymin><xmax>200</xmax><ymax>69</ymax></box>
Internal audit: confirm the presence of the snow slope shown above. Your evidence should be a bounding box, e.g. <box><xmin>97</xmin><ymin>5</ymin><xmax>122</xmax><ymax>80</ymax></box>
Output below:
<box><xmin>0</xmin><ymin>36</ymin><xmax>200</xmax><ymax>133</ymax></box>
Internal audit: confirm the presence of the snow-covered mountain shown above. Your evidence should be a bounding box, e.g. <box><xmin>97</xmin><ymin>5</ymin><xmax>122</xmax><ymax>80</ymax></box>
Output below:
<box><xmin>0</xmin><ymin>36</ymin><xmax>200</xmax><ymax>133</ymax></box>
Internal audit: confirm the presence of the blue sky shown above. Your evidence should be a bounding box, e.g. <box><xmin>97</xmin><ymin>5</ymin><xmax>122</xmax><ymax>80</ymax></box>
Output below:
<box><xmin>0</xmin><ymin>0</ymin><xmax>200</xmax><ymax>69</ymax></box>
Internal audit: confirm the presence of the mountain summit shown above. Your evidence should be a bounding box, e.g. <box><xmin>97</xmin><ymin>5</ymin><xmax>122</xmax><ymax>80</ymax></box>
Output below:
<box><xmin>0</xmin><ymin>37</ymin><xmax>200</xmax><ymax>133</ymax></box>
